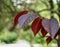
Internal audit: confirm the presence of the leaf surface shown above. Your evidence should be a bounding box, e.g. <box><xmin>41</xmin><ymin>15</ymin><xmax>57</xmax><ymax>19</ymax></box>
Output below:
<box><xmin>14</xmin><ymin>10</ymin><xmax>28</xmax><ymax>26</ymax></box>
<box><xmin>42</xmin><ymin>19</ymin><xmax>50</xmax><ymax>33</ymax></box>
<box><xmin>46</xmin><ymin>36</ymin><xmax>52</xmax><ymax>44</ymax></box>
<box><xmin>41</xmin><ymin>27</ymin><xmax>48</xmax><ymax>37</ymax></box>
<box><xmin>18</xmin><ymin>13</ymin><xmax>38</xmax><ymax>28</ymax></box>
<box><xmin>31</xmin><ymin>17</ymin><xmax>42</xmax><ymax>36</ymax></box>
<box><xmin>42</xmin><ymin>18</ymin><xmax>59</xmax><ymax>39</ymax></box>
<box><xmin>50</xmin><ymin>18</ymin><xmax>59</xmax><ymax>39</ymax></box>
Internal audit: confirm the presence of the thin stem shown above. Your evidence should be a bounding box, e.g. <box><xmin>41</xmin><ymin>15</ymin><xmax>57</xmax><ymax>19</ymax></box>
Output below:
<box><xmin>49</xmin><ymin>0</ymin><xmax>54</xmax><ymax>18</ymax></box>
<box><xmin>40</xmin><ymin>0</ymin><xmax>49</xmax><ymax>8</ymax></box>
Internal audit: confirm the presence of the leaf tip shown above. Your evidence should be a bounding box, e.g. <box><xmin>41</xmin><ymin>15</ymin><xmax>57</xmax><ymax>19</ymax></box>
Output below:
<box><xmin>46</xmin><ymin>36</ymin><xmax>52</xmax><ymax>44</ymax></box>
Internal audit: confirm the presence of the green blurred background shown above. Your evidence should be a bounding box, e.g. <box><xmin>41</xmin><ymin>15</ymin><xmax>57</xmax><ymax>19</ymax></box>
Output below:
<box><xmin>0</xmin><ymin>0</ymin><xmax>59</xmax><ymax>47</ymax></box>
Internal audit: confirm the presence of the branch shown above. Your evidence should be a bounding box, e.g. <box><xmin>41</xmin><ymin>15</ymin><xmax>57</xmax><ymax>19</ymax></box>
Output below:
<box><xmin>37</xmin><ymin>9</ymin><xmax>50</xmax><ymax>13</ymax></box>
<box><xmin>40</xmin><ymin>0</ymin><xmax>49</xmax><ymax>7</ymax></box>
<box><xmin>49</xmin><ymin>0</ymin><xmax>54</xmax><ymax>18</ymax></box>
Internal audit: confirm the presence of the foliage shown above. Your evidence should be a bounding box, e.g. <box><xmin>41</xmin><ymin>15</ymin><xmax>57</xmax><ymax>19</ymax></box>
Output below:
<box><xmin>0</xmin><ymin>0</ymin><xmax>60</xmax><ymax>47</ymax></box>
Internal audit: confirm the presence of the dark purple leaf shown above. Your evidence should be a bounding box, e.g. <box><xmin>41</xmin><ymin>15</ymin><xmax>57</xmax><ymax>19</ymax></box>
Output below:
<box><xmin>18</xmin><ymin>13</ymin><xmax>39</xmax><ymax>28</ymax></box>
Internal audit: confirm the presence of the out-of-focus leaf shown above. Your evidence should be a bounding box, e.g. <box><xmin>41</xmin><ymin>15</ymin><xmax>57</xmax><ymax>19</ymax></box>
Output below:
<box><xmin>50</xmin><ymin>18</ymin><xmax>59</xmax><ymax>39</ymax></box>
<box><xmin>31</xmin><ymin>17</ymin><xmax>42</xmax><ymax>36</ymax></box>
<box><xmin>42</xmin><ymin>19</ymin><xmax>50</xmax><ymax>33</ymax></box>
<box><xmin>18</xmin><ymin>13</ymin><xmax>39</xmax><ymax>28</ymax></box>
<box><xmin>42</xmin><ymin>18</ymin><xmax>59</xmax><ymax>39</ymax></box>
<box><xmin>14</xmin><ymin>10</ymin><xmax>28</xmax><ymax>26</ymax></box>
<box><xmin>46</xmin><ymin>36</ymin><xmax>52</xmax><ymax>44</ymax></box>
<box><xmin>41</xmin><ymin>27</ymin><xmax>48</xmax><ymax>37</ymax></box>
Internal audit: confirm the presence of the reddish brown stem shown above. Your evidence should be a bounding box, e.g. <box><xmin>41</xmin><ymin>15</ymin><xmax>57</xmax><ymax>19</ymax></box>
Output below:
<box><xmin>58</xmin><ymin>33</ymin><xmax>60</xmax><ymax>47</ymax></box>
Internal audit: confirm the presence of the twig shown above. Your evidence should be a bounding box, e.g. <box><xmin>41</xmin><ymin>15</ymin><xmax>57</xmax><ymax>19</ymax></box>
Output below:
<box><xmin>40</xmin><ymin>0</ymin><xmax>49</xmax><ymax>8</ymax></box>
<box><xmin>49</xmin><ymin>0</ymin><xmax>54</xmax><ymax>18</ymax></box>
<box><xmin>37</xmin><ymin>9</ymin><xmax>50</xmax><ymax>13</ymax></box>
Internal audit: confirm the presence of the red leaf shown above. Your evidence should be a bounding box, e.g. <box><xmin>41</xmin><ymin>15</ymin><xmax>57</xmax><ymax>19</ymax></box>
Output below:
<box><xmin>31</xmin><ymin>17</ymin><xmax>42</xmax><ymax>36</ymax></box>
<box><xmin>41</xmin><ymin>27</ymin><xmax>48</xmax><ymax>37</ymax></box>
<box><xmin>46</xmin><ymin>36</ymin><xmax>52</xmax><ymax>44</ymax></box>
<box><xmin>14</xmin><ymin>10</ymin><xmax>28</xmax><ymax>26</ymax></box>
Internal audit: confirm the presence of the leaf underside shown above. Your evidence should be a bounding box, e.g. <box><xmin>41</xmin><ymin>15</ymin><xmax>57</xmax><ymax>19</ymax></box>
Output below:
<box><xmin>14</xmin><ymin>10</ymin><xmax>28</xmax><ymax>26</ymax></box>
<box><xmin>18</xmin><ymin>13</ymin><xmax>38</xmax><ymax>28</ymax></box>
<box><xmin>42</xmin><ymin>18</ymin><xmax>59</xmax><ymax>39</ymax></box>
